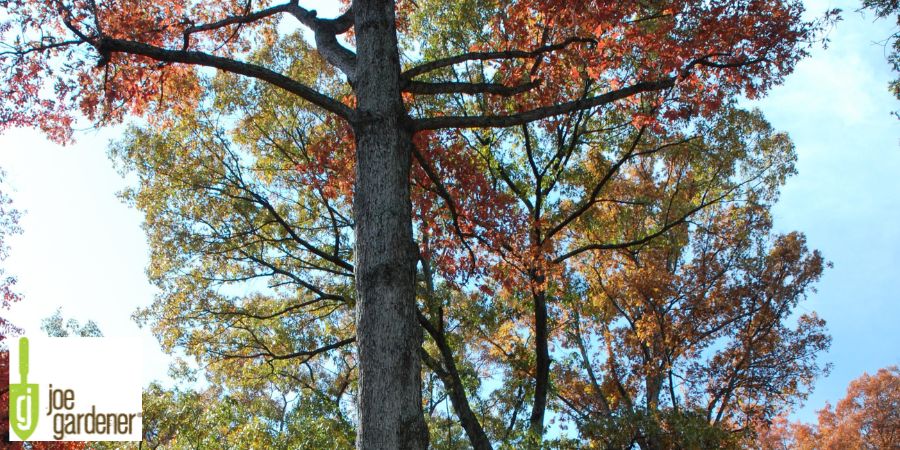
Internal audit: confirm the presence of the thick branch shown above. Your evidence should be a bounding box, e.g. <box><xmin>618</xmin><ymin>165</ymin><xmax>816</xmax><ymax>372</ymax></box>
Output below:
<box><xmin>414</xmin><ymin>78</ymin><xmax>675</xmax><ymax>130</ymax></box>
<box><xmin>98</xmin><ymin>37</ymin><xmax>354</xmax><ymax>119</ymax></box>
<box><xmin>286</xmin><ymin>4</ymin><xmax>357</xmax><ymax>81</ymax></box>
<box><xmin>182</xmin><ymin>1</ymin><xmax>357</xmax><ymax>81</ymax></box>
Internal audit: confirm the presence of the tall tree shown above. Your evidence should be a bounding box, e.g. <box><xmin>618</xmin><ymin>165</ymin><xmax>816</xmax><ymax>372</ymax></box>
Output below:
<box><xmin>112</xmin><ymin>70</ymin><xmax>832</xmax><ymax>447</ymax></box>
<box><xmin>412</xmin><ymin>106</ymin><xmax>831</xmax><ymax>447</ymax></box>
<box><xmin>1</xmin><ymin>1</ymin><xmax>829</xmax><ymax>447</ymax></box>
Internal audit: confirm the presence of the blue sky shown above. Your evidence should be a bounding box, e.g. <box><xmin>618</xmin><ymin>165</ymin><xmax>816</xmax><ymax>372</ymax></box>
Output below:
<box><xmin>0</xmin><ymin>0</ymin><xmax>897</xmax><ymax>425</ymax></box>
<box><xmin>751</xmin><ymin>0</ymin><xmax>900</xmax><ymax>421</ymax></box>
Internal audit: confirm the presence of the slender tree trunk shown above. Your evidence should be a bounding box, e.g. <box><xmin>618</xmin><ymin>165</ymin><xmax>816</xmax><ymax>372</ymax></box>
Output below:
<box><xmin>352</xmin><ymin>0</ymin><xmax>428</xmax><ymax>448</ymax></box>
<box><xmin>529</xmin><ymin>283</ymin><xmax>550</xmax><ymax>438</ymax></box>
<box><xmin>419</xmin><ymin>313</ymin><xmax>493</xmax><ymax>450</ymax></box>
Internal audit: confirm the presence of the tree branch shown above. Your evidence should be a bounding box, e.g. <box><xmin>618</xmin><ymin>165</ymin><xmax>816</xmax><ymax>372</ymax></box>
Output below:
<box><xmin>182</xmin><ymin>2</ymin><xmax>294</xmax><ymax>46</ymax></box>
<box><xmin>552</xmin><ymin>190</ymin><xmax>729</xmax><ymax>264</ymax></box>
<box><xmin>414</xmin><ymin>78</ymin><xmax>675</xmax><ymax>130</ymax></box>
<box><xmin>219</xmin><ymin>336</ymin><xmax>355</xmax><ymax>361</ymax></box>
<box><xmin>418</xmin><ymin>312</ymin><xmax>493</xmax><ymax>450</ymax></box>
<box><xmin>402</xmin><ymin>36</ymin><xmax>595</xmax><ymax>80</ymax></box>
<box><xmin>285</xmin><ymin>3</ymin><xmax>357</xmax><ymax>82</ymax></box>
<box><xmin>98</xmin><ymin>37</ymin><xmax>354</xmax><ymax>119</ymax></box>
<box><xmin>181</xmin><ymin>1</ymin><xmax>358</xmax><ymax>81</ymax></box>
<box><xmin>403</xmin><ymin>79</ymin><xmax>541</xmax><ymax>97</ymax></box>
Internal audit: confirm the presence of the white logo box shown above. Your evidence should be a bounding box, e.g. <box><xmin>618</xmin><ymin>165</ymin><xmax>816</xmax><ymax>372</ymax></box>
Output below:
<box><xmin>9</xmin><ymin>337</ymin><xmax>143</xmax><ymax>441</ymax></box>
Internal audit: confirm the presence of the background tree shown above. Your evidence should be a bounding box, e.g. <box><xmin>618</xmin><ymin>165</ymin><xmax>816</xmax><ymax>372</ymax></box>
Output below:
<box><xmin>0</xmin><ymin>170</ymin><xmax>25</xmax><ymax>446</ymax></box>
<box><xmin>758</xmin><ymin>366</ymin><xmax>900</xmax><ymax>450</ymax></box>
<box><xmin>126</xmin><ymin>379</ymin><xmax>354</xmax><ymax>450</ymax></box>
<box><xmin>2</xmin><ymin>0</ymin><xmax>831</xmax><ymax>447</ymax></box>
<box><xmin>559</xmin><ymin>219</ymin><xmax>829</xmax><ymax>448</ymax></box>
<box><xmin>40</xmin><ymin>308</ymin><xmax>103</xmax><ymax>337</ymax></box>
<box><xmin>0</xmin><ymin>170</ymin><xmax>22</xmax><ymax>345</ymax></box>
<box><xmin>414</xmin><ymin>107</ymin><xmax>831</xmax><ymax>447</ymax></box>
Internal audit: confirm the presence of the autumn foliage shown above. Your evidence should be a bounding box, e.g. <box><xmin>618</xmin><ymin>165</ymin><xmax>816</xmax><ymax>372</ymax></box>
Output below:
<box><xmin>0</xmin><ymin>0</ymin><xmax>834</xmax><ymax>140</ymax></box>
<box><xmin>758</xmin><ymin>366</ymin><xmax>900</xmax><ymax>450</ymax></box>
<box><xmin>810</xmin><ymin>367</ymin><xmax>900</xmax><ymax>449</ymax></box>
<box><xmin>0</xmin><ymin>0</ymin><xmax>843</xmax><ymax>447</ymax></box>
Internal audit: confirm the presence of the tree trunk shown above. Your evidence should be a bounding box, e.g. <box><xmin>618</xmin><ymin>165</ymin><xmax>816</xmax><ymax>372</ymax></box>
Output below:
<box><xmin>419</xmin><ymin>313</ymin><xmax>493</xmax><ymax>450</ymax></box>
<box><xmin>352</xmin><ymin>0</ymin><xmax>428</xmax><ymax>448</ymax></box>
<box><xmin>529</xmin><ymin>285</ymin><xmax>550</xmax><ymax>439</ymax></box>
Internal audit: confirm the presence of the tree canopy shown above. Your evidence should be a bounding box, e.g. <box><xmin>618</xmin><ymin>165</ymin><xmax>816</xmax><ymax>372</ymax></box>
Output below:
<box><xmin>109</xmin><ymin>40</ymin><xmax>831</xmax><ymax>447</ymax></box>
<box><xmin>1</xmin><ymin>0</ymin><xmax>838</xmax><ymax>447</ymax></box>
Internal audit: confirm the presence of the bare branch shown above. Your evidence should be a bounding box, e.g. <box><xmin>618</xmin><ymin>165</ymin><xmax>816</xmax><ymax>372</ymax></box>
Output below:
<box><xmin>244</xmin><ymin>189</ymin><xmax>354</xmax><ymax>272</ymax></box>
<box><xmin>181</xmin><ymin>1</ymin><xmax>358</xmax><ymax>80</ymax></box>
<box><xmin>182</xmin><ymin>2</ymin><xmax>293</xmax><ymax>46</ymax></box>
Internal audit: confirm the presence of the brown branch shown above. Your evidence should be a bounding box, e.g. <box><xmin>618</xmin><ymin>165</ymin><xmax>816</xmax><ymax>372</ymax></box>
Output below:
<box><xmin>544</xmin><ymin>132</ymin><xmax>699</xmax><ymax>244</ymax></box>
<box><xmin>411</xmin><ymin>145</ymin><xmax>480</xmax><ymax>267</ymax></box>
<box><xmin>572</xmin><ymin>310</ymin><xmax>611</xmax><ymax>415</ymax></box>
<box><xmin>243</xmin><ymin>189</ymin><xmax>354</xmax><ymax>272</ymax></box>
<box><xmin>205</xmin><ymin>297</ymin><xmax>330</xmax><ymax>321</ymax></box>
<box><xmin>0</xmin><ymin>39</ymin><xmax>85</xmax><ymax>57</ymax></box>
<box><xmin>179</xmin><ymin>1</ymin><xmax>357</xmax><ymax>80</ymax></box>
<box><xmin>285</xmin><ymin>3</ymin><xmax>357</xmax><ymax>80</ymax></box>
<box><xmin>182</xmin><ymin>2</ymin><xmax>293</xmax><ymax>44</ymax></box>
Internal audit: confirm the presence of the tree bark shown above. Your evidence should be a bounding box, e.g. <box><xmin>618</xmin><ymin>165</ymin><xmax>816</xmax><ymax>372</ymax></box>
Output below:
<box><xmin>352</xmin><ymin>0</ymin><xmax>428</xmax><ymax>448</ymax></box>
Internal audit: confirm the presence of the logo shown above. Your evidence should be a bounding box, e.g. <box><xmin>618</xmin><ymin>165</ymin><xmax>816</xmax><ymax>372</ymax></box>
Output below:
<box><xmin>9</xmin><ymin>338</ymin><xmax>39</xmax><ymax>440</ymax></box>
<box><xmin>7</xmin><ymin>337</ymin><xmax>142</xmax><ymax>441</ymax></box>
